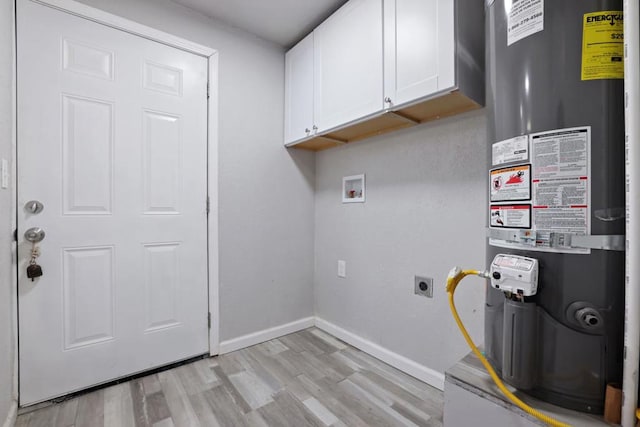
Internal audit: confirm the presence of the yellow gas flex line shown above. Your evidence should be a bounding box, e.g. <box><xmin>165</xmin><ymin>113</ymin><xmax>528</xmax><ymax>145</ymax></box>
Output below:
<box><xmin>446</xmin><ymin>267</ymin><xmax>571</xmax><ymax>427</ymax></box>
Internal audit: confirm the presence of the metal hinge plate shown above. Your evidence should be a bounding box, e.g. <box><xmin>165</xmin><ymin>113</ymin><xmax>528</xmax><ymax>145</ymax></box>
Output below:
<box><xmin>208</xmin><ymin>312</ymin><xmax>211</xmax><ymax>329</ymax></box>
<box><xmin>206</xmin><ymin>196</ymin><xmax>210</xmax><ymax>214</ymax></box>
<box><xmin>564</xmin><ymin>234</ymin><xmax>625</xmax><ymax>251</ymax></box>
<box><xmin>487</xmin><ymin>228</ymin><xmax>625</xmax><ymax>251</ymax></box>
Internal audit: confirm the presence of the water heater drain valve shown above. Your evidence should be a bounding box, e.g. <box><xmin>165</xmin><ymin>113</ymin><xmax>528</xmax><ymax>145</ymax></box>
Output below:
<box><xmin>490</xmin><ymin>254</ymin><xmax>539</xmax><ymax>296</ymax></box>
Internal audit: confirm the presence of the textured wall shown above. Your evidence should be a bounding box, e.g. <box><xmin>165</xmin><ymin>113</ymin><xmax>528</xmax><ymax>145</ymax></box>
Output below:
<box><xmin>314</xmin><ymin>110</ymin><xmax>487</xmax><ymax>374</ymax></box>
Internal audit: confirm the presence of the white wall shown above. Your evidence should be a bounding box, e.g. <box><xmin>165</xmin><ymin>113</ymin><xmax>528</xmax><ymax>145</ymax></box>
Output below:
<box><xmin>55</xmin><ymin>0</ymin><xmax>317</xmax><ymax>341</ymax></box>
<box><xmin>314</xmin><ymin>110</ymin><xmax>487</xmax><ymax>376</ymax></box>
<box><xmin>0</xmin><ymin>0</ymin><xmax>16</xmax><ymax>424</ymax></box>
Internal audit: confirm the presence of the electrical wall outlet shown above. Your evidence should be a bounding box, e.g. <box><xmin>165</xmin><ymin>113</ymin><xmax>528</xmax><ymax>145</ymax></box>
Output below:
<box><xmin>414</xmin><ymin>276</ymin><xmax>433</xmax><ymax>298</ymax></box>
<box><xmin>338</xmin><ymin>260</ymin><xmax>346</xmax><ymax>278</ymax></box>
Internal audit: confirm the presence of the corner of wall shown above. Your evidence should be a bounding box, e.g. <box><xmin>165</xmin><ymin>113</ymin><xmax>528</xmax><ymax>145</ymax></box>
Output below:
<box><xmin>315</xmin><ymin>317</ymin><xmax>445</xmax><ymax>390</ymax></box>
<box><xmin>1</xmin><ymin>402</ymin><xmax>17</xmax><ymax>427</ymax></box>
<box><xmin>219</xmin><ymin>316</ymin><xmax>315</xmax><ymax>354</ymax></box>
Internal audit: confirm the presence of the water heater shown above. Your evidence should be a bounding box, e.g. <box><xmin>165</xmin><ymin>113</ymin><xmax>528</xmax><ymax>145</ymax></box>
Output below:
<box><xmin>484</xmin><ymin>0</ymin><xmax>625</xmax><ymax>413</ymax></box>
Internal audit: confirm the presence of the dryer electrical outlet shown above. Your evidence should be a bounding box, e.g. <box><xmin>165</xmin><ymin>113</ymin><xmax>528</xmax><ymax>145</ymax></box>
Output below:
<box><xmin>414</xmin><ymin>276</ymin><xmax>433</xmax><ymax>298</ymax></box>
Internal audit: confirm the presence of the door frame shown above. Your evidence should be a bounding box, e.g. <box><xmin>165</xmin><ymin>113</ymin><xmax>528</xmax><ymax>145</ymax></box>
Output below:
<box><xmin>13</xmin><ymin>0</ymin><xmax>221</xmax><ymax>393</ymax></box>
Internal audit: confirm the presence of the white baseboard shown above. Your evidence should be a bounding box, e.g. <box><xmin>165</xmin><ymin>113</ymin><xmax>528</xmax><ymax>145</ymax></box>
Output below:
<box><xmin>219</xmin><ymin>316</ymin><xmax>315</xmax><ymax>354</ymax></box>
<box><xmin>315</xmin><ymin>318</ymin><xmax>445</xmax><ymax>391</ymax></box>
<box><xmin>2</xmin><ymin>400</ymin><xmax>17</xmax><ymax>427</ymax></box>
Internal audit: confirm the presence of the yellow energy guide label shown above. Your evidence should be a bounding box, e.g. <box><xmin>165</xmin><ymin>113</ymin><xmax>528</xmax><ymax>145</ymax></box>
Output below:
<box><xmin>581</xmin><ymin>11</ymin><xmax>624</xmax><ymax>80</ymax></box>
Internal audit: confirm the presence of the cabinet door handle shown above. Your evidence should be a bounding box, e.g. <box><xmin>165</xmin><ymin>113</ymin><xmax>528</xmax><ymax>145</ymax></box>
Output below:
<box><xmin>312</xmin><ymin>125</ymin><xmax>318</xmax><ymax>132</ymax></box>
<box><xmin>305</xmin><ymin>128</ymin><xmax>310</xmax><ymax>134</ymax></box>
<box><xmin>384</xmin><ymin>97</ymin><xmax>392</xmax><ymax>104</ymax></box>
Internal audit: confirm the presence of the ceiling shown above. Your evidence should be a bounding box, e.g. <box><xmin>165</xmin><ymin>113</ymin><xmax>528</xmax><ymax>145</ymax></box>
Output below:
<box><xmin>171</xmin><ymin>0</ymin><xmax>349</xmax><ymax>48</ymax></box>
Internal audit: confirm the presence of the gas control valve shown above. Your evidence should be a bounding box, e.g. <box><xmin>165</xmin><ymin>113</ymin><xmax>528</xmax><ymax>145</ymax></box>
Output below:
<box><xmin>490</xmin><ymin>254</ymin><xmax>539</xmax><ymax>296</ymax></box>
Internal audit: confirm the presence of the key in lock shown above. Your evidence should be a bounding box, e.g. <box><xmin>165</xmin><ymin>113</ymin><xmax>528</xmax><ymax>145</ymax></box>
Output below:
<box><xmin>26</xmin><ymin>263</ymin><xmax>43</xmax><ymax>281</ymax></box>
<box><xmin>24</xmin><ymin>227</ymin><xmax>45</xmax><ymax>281</ymax></box>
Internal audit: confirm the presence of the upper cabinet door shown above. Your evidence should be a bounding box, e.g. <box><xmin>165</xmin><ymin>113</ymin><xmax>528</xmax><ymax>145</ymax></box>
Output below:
<box><xmin>435</xmin><ymin>0</ymin><xmax>455</xmax><ymax>91</ymax></box>
<box><xmin>314</xmin><ymin>0</ymin><xmax>384</xmax><ymax>132</ymax></box>
<box><xmin>284</xmin><ymin>33</ymin><xmax>314</xmax><ymax>145</ymax></box>
<box><xmin>384</xmin><ymin>0</ymin><xmax>455</xmax><ymax>107</ymax></box>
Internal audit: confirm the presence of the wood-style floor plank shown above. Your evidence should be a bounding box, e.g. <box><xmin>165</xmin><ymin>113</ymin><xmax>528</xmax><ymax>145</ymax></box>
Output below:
<box><xmin>74</xmin><ymin>389</ymin><xmax>104</xmax><ymax>427</ymax></box>
<box><xmin>55</xmin><ymin>398</ymin><xmax>79</xmax><ymax>427</ymax></box>
<box><xmin>26</xmin><ymin>404</ymin><xmax>58</xmax><ymax>427</ymax></box>
<box><xmin>296</xmin><ymin>373</ymin><xmax>369</xmax><ymax>427</ymax></box>
<box><xmin>243</xmin><ymin>410</ymin><xmax>270</xmax><ymax>427</ymax></box>
<box><xmin>302</xmin><ymin>396</ymin><xmax>340</xmax><ymax>426</ymax></box>
<box><xmin>272</xmin><ymin>391</ymin><xmax>324</xmax><ymax>427</ymax></box>
<box><xmin>103</xmin><ymin>383</ymin><xmax>134</xmax><ymax>427</ymax></box>
<box><xmin>237</xmin><ymin>349</ymin><xmax>283</xmax><ymax>394</ymax></box>
<box><xmin>227</xmin><ymin>370</ymin><xmax>275</xmax><ymax>410</ymax></box>
<box><xmin>358</xmin><ymin>369</ymin><xmax>443</xmax><ymax>417</ymax></box>
<box><xmin>16</xmin><ymin>327</ymin><xmax>444</xmax><ymax>427</ymax></box>
<box><xmin>245</xmin><ymin>346</ymin><xmax>312</xmax><ymax>402</ymax></box>
<box><xmin>310</xmin><ymin>329</ymin><xmax>348</xmax><ymax>351</ymax></box>
<box><xmin>157</xmin><ymin>371</ymin><xmax>200</xmax><ymax>427</ymax></box>
<box><xmin>279</xmin><ymin>334</ymin><xmax>307</xmax><ymax>353</ymax></box>
<box><xmin>145</xmin><ymin>392</ymin><xmax>172</xmax><ymax>425</ymax></box>
<box><xmin>185</xmin><ymin>392</ymin><xmax>220</xmax><ymax>427</ymax></box>
<box><xmin>202</xmin><ymin>386</ymin><xmax>252</xmax><ymax>427</ymax></box>
<box><xmin>14</xmin><ymin>413</ymin><xmax>31</xmax><ymax>427</ymax></box>
<box><xmin>208</xmin><ymin>364</ymin><xmax>251</xmax><ymax>414</ymax></box>
<box><xmin>339</xmin><ymin>379</ymin><xmax>418</xmax><ymax>426</ymax></box>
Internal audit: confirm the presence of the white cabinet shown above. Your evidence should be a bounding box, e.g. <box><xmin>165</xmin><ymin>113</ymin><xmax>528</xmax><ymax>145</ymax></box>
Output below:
<box><xmin>383</xmin><ymin>0</ymin><xmax>455</xmax><ymax>107</ymax></box>
<box><xmin>313</xmin><ymin>0</ymin><xmax>384</xmax><ymax>132</ymax></box>
<box><xmin>284</xmin><ymin>33</ymin><xmax>314</xmax><ymax>145</ymax></box>
<box><xmin>283</xmin><ymin>0</ymin><xmax>483</xmax><ymax>150</ymax></box>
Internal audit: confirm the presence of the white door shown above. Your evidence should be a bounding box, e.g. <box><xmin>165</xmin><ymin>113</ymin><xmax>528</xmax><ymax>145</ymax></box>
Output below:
<box><xmin>313</xmin><ymin>0</ymin><xmax>384</xmax><ymax>132</ymax></box>
<box><xmin>284</xmin><ymin>33</ymin><xmax>314</xmax><ymax>145</ymax></box>
<box><xmin>17</xmin><ymin>0</ymin><xmax>209</xmax><ymax>405</ymax></box>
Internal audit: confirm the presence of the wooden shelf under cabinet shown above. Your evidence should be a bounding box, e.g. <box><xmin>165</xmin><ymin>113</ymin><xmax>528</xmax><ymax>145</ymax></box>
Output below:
<box><xmin>289</xmin><ymin>91</ymin><xmax>481</xmax><ymax>151</ymax></box>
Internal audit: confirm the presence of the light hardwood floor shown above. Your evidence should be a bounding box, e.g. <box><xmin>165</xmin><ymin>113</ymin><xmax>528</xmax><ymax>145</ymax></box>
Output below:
<box><xmin>16</xmin><ymin>327</ymin><xmax>444</xmax><ymax>427</ymax></box>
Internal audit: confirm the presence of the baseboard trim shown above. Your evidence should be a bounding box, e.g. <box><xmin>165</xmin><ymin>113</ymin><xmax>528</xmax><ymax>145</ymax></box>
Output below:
<box><xmin>219</xmin><ymin>317</ymin><xmax>315</xmax><ymax>354</ymax></box>
<box><xmin>315</xmin><ymin>318</ymin><xmax>445</xmax><ymax>391</ymax></box>
<box><xmin>2</xmin><ymin>400</ymin><xmax>17</xmax><ymax>427</ymax></box>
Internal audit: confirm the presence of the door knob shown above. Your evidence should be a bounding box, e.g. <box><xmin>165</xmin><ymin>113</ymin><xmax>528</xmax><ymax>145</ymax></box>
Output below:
<box><xmin>25</xmin><ymin>200</ymin><xmax>44</xmax><ymax>214</ymax></box>
<box><xmin>24</xmin><ymin>227</ymin><xmax>45</xmax><ymax>243</ymax></box>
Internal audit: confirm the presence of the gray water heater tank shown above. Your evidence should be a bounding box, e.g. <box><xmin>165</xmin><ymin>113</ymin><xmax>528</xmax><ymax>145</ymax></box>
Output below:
<box><xmin>485</xmin><ymin>0</ymin><xmax>625</xmax><ymax>413</ymax></box>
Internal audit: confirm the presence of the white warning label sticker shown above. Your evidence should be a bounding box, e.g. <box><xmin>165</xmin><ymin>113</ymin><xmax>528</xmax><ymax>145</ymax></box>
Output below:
<box><xmin>533</xmin><ymin>178</ymin><xmax>587</xmax><ymax>207</ymax></box>
<box><xmin>492</xmin><ymin>135</ymin><xmax>529</xmax><ymax>166</ymax></box>
<box><xmin>490</xmin><ymin>205</ymin><xmax>531</xmax><ymax>229</ymax></box>
<box><xmin>507</xmin><ymin>0</ymin><xmax>544</xmax><ymax>46</ymax></box>
<box><xmin>489</xmin><ymin>127</ymin><xmax>591</xmax><ymax>254</ymax></box>
<box><xmin>531</xmin><ymin>127</ymin><xmax>591</xmax><ymax>254</ymax></box>
<box><xmin>532</xmin><ymin>129</ymin><xmax>588</xmax><ymax>180</ymax></box>
<box><xmin>490</xmin><ymin>165</ymin><xmax>531</xmax><ymax>202</ymax></box>
<box><xmin>533</xmin><ymin>208</ymin><xmax>587</xmax><ymax>233</ymax></box>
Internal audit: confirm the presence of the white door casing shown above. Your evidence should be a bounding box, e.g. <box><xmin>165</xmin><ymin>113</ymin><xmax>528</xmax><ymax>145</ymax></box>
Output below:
<box><xmin>17</xmin><ymin>0</ymin><xmax>215</xmax><ymax>405</ymax></box>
